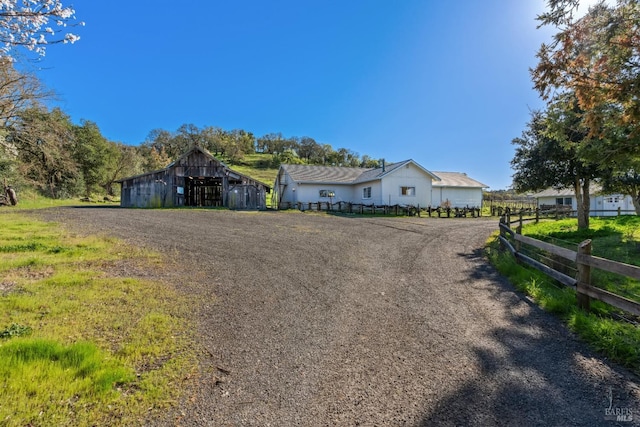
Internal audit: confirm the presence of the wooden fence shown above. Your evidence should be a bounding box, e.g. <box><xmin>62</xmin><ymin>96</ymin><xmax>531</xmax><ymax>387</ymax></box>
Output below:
<box><xmin>485</xmin><ymin>198</ymin><xmax>538</xmax><ymax>213</ymax></box>
<box><xmin>498</xmin><ymin>212</ymin><xmax>640</xmax><ymax>317</ymax></box>
<box><xmin>492</xmin><ymin>206</ymin><xmax>636</xmax><ymax>218</ymax></box>
<box><xmin>278</xmin><ymin>201</ymin><xmax>482</xmax><ymax>218</ymax></box>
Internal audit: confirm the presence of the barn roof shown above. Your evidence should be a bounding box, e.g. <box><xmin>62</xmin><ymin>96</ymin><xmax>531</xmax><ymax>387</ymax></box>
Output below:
<box><xmin>280</xmin><ymin>160</ymin><xmax>440</xmax><ymax>185</ymax></box>
<box><xmin>118</xmin><ymin>146</ymin><xmax>271</xmax><ymax>190</ymax></box>
<box><xmin>431</xmin><ymin>171</ymin><xmax>488</xmax><ymax>189</ymax></box>
<box><xmin>165</xmin><ymin>145</ymin><xmax>226</xmax><ymax>169</ymax></box>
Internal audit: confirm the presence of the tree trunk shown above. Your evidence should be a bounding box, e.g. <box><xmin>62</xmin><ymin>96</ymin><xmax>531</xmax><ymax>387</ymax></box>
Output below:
<box><xmin>633</xmin><ymin>192</ymin><xmax>640</xmax><ymax>215</ymax></box>
<box><xmin>581</xmin><ymin>179</ymin><xmax>590</xmax><ymax>229</ymax></box>
<box><xmin>49</xmin><ymin>177</ymin><xmax>56</xmax><ymax>199</ymax></box>
<box><xmin>574</xmin><ymin>178</ymin><xmax>590</xmax><ymax>230</ymax></box>
<box><xmin>6</xmin><ymin>187</ymin><xmax>17</xmax><ymax>205</ymax></box>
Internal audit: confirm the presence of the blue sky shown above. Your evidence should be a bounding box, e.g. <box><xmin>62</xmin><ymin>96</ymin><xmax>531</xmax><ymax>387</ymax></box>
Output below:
<box><xmin>30</xmin><ymin>0</ymin><xmax>564</xmax><ymax>190</ymax></box>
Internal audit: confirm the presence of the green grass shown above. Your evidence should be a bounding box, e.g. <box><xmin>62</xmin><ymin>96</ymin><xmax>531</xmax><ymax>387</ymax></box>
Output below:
<box><xmin>1</xmin><ymin>189</ymin><xmax>119</xmax><ymax>210</ymax></box>
<box><xmin>486</xmin><ymin>215</ymin><xmax>640</xmax><ymax>374</ymax></box>
<box><xmin>521</xmin><ymin>216</ymin><xmax>640</xmax><ymax>301</ymax></box>
<box><xmin>0</xmin><ymin>213</ymin><xmax>199</xmax><ymax>426</ymax></box>
<box><xmin>227</xmin><ymin>153</ymin><xmax>279</xmax><ymax>186</ymax></box>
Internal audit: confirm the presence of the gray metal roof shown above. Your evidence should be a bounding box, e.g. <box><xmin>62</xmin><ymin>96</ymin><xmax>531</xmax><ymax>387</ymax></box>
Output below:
<box><xmin>532</xmin><ymin>183</ymin><xmax>604</xmax><ymax>198</ymax></box>
<box><xmin>281</xmin><ymin>160</ymin><xmax>440</xmax><ymax>185</ymax></box>
<box><xmin>280</xmin><ymin>164</ymin><xmax>370</xmax><ymax>184</ymax></box>
<box><xmin>431</xmin><ymin>171</ymin><xmax>488</xmax><ymax>188</ymax></box>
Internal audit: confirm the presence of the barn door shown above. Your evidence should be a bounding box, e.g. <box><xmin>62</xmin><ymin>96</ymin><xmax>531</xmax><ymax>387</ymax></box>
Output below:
<box><xmin>185</xmin><ymin>177</ymin><xmax>223</xmax><ymax>207</ymax></box>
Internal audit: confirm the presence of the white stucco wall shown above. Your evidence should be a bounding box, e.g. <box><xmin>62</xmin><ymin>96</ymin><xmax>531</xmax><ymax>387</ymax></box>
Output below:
<box><xmin>352</xmin><ymin>182</ymin><xmax>382</xmax><ymax>204</ymax></box>
<box><xmin>432</xmin><ymin>187</ymin><xmax>483</xmax><ymax>208</ymax></box>
<box><xmin>291</xmin><ymin>183</ymin><xmax>354</xmax><ymax>205</ymax></box>
<box><xmin>276</xmin><ymin>170</ymin><xmax>298</xmax><ymax>204</ymax></box>
<box><xmin>379</xmin><ymin>163</ymin><xmax>432</xmax><ymax>207</ymax></box>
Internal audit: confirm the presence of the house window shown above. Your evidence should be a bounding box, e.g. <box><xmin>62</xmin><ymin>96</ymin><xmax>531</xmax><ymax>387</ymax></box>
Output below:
<box><xmin>556</xmin><ymin>197</ymin><xmax>572</xmax><ymax>205</ymax></box>
<box><xmin>319</xmin><ymin>189</ymin><xmax>335</xmax><ymax>198</ymax></box>
<box><xmin>362</xmin><ymin>187</ymin><xmax>372</xmax><ymax>199</ymax></box>
<box><xmin>400</xmin><ymin>186</ymin><xmax>415</xmax><ymax>196</ymax></box>
<box><xmin>605</xmin><ymin>196</ymin><xmax>620</xmax><ymax>203</ymax></box>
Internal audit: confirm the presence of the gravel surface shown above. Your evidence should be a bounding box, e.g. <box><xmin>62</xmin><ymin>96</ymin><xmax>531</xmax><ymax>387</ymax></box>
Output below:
<box><xmin>40</xmin><ymin>207</ymin><xmax>640</xmax><ymax>426</ymax></box>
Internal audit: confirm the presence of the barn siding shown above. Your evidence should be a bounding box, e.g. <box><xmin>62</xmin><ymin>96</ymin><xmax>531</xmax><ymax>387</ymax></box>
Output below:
<box><xmin>119</xmin><ymin>147</ymin><xmax>269</xmax><ymax>209</ymax></box>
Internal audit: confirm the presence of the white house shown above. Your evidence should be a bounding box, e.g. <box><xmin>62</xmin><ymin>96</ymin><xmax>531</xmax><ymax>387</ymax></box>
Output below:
<box><xmin>274</xmin><ymin>160</ymin><xmax>440</xmax><ymax>208</ymax></box>
<box><xmin>431</xmin><ymin>171</ymin><xmax>488</xmax><ymax>208</ymax></box>
<box><xmin>533</xmin><ymin>186</ymin><xmax>636</xmax><ymax>216</ymax></box>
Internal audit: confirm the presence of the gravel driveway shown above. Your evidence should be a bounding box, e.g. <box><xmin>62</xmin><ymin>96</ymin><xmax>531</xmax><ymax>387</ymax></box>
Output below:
<box><xmin>41</xmin><ymin>207</ymin><xmax>639</xmax><ymax>426</ymax></box>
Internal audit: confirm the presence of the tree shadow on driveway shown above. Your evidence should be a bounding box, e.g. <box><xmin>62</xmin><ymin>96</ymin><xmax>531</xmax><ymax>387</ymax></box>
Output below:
<box><xmin>418</xmin><ymin>248</ymin><xmax>640</xmax><ymax>426</ymax></box>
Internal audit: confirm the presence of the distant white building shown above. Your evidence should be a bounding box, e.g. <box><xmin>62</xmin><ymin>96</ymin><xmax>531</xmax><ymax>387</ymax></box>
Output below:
<box><xmin>533</xmin><ymin>186</ymin><xmax>636</xmax><ymax>216</ymax></box>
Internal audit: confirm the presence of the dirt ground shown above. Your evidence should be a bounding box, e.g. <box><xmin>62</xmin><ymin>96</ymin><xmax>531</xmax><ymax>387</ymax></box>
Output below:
<box><xmin>40</xmin><ymin>207</ymin><xmax>640</xmax><ymax>426</ymax></box>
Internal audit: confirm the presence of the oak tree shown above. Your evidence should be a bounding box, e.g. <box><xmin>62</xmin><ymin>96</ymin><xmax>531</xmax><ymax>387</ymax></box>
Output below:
<box><xmin>8</xmin><ymin>106</ymin><xmax>79</xmax><ymax>197</ymax></box>
<box><xmin>512</xmin><ymin>95</ymin><xmax>600</xmax><ymax>229</ymax></box>
<box><xmin>533</xmin><ymin>0</ymin><xmax>640</xmax><ymax>214</ymax></box>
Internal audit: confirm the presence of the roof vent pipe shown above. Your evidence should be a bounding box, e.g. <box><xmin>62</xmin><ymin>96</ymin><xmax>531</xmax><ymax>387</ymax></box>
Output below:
<box><xmin>381</xmin><ymin>159</ymin><xmax>385</xmax><ymax>172</ymax></box>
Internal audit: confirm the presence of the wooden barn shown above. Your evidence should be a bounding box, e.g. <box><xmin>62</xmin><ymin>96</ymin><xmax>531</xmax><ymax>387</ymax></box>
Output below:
<box><xmin>118</xmin><ymin>146</ymin><xmax>270</xmax><ymax>209</ymax></box>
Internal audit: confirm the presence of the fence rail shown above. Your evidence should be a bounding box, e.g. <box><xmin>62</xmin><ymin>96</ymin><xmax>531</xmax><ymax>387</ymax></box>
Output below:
<box><xmin>498</xmin><ymin>216</ymin><xmax>640</xmax><ymax>317</ymax></box>
<box><xmin>278</xmin><ymin>201</ymin><xmax>482</xmax><ymax>218</ymax></box>
<box><xmin>493</xmin><ymin>206</ymin><xmax>636</xmax><ymax>219</ymax></box>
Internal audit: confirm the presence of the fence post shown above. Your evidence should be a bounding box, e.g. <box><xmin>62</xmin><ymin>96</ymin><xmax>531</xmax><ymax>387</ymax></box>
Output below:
<box><xmin>515</xmin><ymin>214</ymin><xmax>523</xmax><ymax>253</ymax></box>
<box><xmin>518</xmin><ymin>210</ymin><xmax>524</xmax><ymax>231</ymax></box>
<box><xmin>535</xmin><ymin>208</ymin><xmax>539</xmax><ymax>224</ymax></box>
<box><xmin>576</xmin><ymin>239</ymin><xmax>592</xmax><ymax>312</ymax></box>
<box><xmin>618</xmin><ymin>206</ymin><xmax>621</xmax><ymax>217</ymax></box>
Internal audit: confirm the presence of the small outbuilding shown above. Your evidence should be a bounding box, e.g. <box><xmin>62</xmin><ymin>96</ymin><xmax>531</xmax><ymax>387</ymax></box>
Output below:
<box><xmin>533</xmin><ymin>186</ymin><xmax>636</xmax><ymax>216</ymax></box>
<box><xmin>431</xmin><ymin>171</ymin><xmax>488</xmax><ymax>208</ymax></box>
<box><xmin>118</xmin><ymin>146</ymin><xmax>270</xmax><ymax>209</ymax></box>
